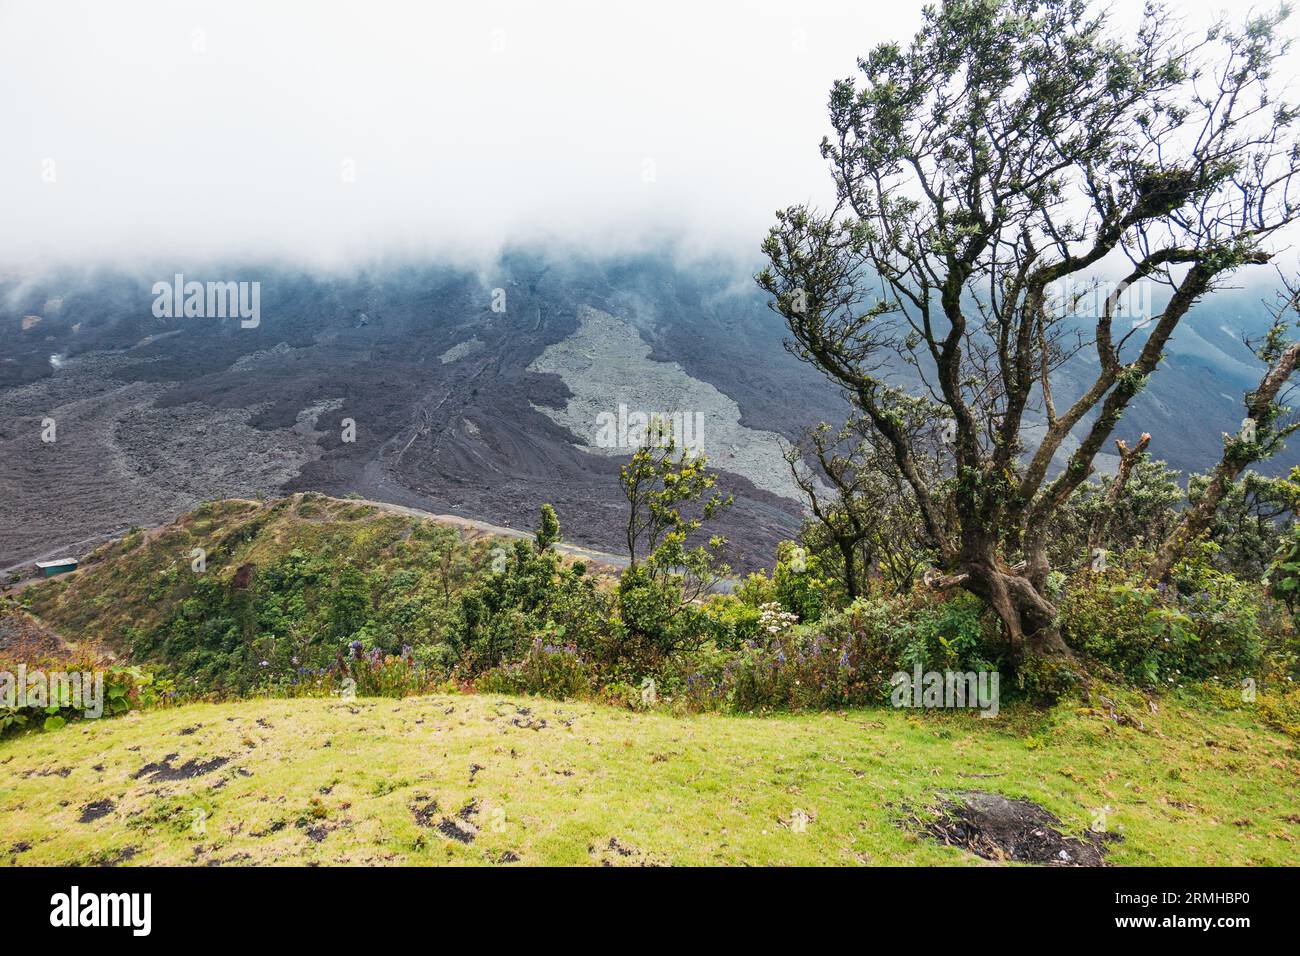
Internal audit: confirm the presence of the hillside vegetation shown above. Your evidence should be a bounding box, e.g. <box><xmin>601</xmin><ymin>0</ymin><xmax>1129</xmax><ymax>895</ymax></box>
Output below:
<box><xmin>18</xmin><ymin>494</ymin><xmax>588</xmax><ymax>693</ymax></box>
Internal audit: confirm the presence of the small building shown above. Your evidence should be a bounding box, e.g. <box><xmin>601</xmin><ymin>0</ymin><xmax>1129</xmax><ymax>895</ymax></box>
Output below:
<box><xmin>35</xmin><ymin>558</ymin><xmax>78</xmax><ymax>578</ymax></box>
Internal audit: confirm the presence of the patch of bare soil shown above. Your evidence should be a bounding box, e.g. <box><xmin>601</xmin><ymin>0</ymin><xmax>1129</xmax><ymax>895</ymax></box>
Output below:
<box><xmin>296</xmin><ymin>821</ymin><xmax>331</xmax><ymax>843</ymax></box>
<box><xmin>510</xmin><ymin>706</ymin><xmax>548</xmax><ymax>731</ymax></box>
<box><xmin>130</xmin><ymin>753</ymin><xmax>229</xmax><ymax>782</ymax></box>
<box><xmin>92</xmin><ymin>846</ymin><xmax>138</xmax><ymax>867</ymax></box>
<box><xmin>589</xmin><ymin>836</ymin><xmax>661</xmax><ymax>867</ymax></box>
<box><xmin>409</xmin><ymin>795</ymin><xmax>440</xmax><ymax>828</ymax></box>
<box><xmin>917</xmin><ymin>791</ymin><xmax>1117</xmax><ymax>866</ymax></box>
<box><xmin>78</xmin><ymin>799</ymin><xmax>115</xmax><ymax>823</ymax></box>
<box><xmin>433</xmin><ymin>799</ymin><xmax>482</xmax><ymax>844</ymax></box>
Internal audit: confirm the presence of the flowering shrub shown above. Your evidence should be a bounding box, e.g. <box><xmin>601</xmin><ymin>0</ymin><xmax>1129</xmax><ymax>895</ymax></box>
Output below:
<box><xmin>477</xmin><ymin>635</ymin><xmax>594</xmax><ymax>699</ymax></box>
<box><xmin>724</xmin><ymin>598</ymin><xmax>908</xmax><ymax>711</ymax></box>
<box><xmin>346</xmin><ymin>643</ymin><xmax>435</xmax><ymax>697</ymax></box>
<box><xmin>757</xmin><ymin>602</ymin><xmax>799</xmax><ymax>637</ymax></box>
<box><xmin>262</xmin><ymin>643</ymin><xmax>438</xmax><ymax>699</ymax></box>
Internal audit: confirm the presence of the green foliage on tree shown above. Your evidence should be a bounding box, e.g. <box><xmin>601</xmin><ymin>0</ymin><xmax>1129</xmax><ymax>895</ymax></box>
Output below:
<box><xmin>452</xmin><ymin>538</ymin><xmax>606</xmax><ymax>672</ymax></box>
<box><xmin>535</xmin><ymin>504</ymin><xmax>561</xmax><ymax>552</ymax></box>
<box><xmin>613</xmin><ymin>425</ymin><xmax>734</xmax><ymax>667</ymax></box>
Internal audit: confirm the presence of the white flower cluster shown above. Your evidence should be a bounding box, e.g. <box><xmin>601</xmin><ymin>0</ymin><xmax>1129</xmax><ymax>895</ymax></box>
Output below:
<box><xmin>757</xmin><ymin>602</ymin><xmax>799</xmax><ymax>638</ymax></box>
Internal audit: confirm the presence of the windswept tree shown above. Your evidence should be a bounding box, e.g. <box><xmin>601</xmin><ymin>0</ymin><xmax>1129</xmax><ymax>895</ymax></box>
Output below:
<box><xmin>759</xmin><ymin>0</ymin><xmax>1300</xmax><ymax>660</ymax></box>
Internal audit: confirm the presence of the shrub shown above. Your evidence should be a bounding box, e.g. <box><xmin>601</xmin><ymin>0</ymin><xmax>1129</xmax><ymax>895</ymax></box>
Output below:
<box><xmin>453</xmin><ymin>539</ymin><xmax>609</xmax><ymax>672</ymax></box>
<box><xmin>345</xmin><ymin>645</ymin><xmax>433</xmax><ymax>697</ymax></box>
<box><xmin>1014</xmin><ymin>653</ymin><xmax>1084</xmax><ymax>705</ymax></box>
<box><xmin>771</xmin><ymin>541</ymin><xmax>835</xmax><ymax>623</ymax></box>
<box><xmin>595</xmin><ymin>680</ymin><xmax>642</xmax><ymax>710</ymax></box>
<box><xmin>1266</xmin><ymin>521</ymin><xmax>1300</xmax><ymax>611</ymax></box>
<box><xmin>735</xmin><ymin>571</ymin><xmax>776</xmax><ymax>608</ymax></box>
<box><xmin>477</xmin><ymin>634</ymin><xmax>594</xmax><ymax>699</ymax></box>
<box><xmin>0</xmin><ymin>658</ymin><xmax>160</xmax><ymax>738</ymax></box>
<box><xmin>699</xmin><ymin>594</ymin><xmax>763</xmax><ymax>647</ymax></box>
<box><xmin>608</xmin><ymin>565</ymin><xmax>722</xmax><ymax>669</ymax></box>
<box><xmin>895</xmin><ymin>592</ymin><xmax>999</xmax><ymax>674</ymax></box>
<box><xmin>1060</xmin><ymin>555</ymin><xmax>1264</xmax><ymax>686</ymax></box>
<box><xmin>264</xmin><ymin>644</ymin><xmax>440</xmax><ymax>699</ymax></box>
<box><xmin>724</xmin><ymin>597</ymin><xmax>906</xmax><ymax>711</ymax></box>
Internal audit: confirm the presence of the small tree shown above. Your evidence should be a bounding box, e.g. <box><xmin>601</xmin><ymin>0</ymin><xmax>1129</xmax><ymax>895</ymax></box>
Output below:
<box><xmin>535</xmin><ymin>504</ymin><xmax>561</xmax><ymax>552</ymax></box>
<box><xmin>620</xmin><ymin>420</ymin><xmax>732</xmax><ymax>570</ymax></box>
<box><xmin>786</xmin><ymin>404</ymin><xmax>943</xmax><ymax>599</ymax></box>
<box><xmin>785</xmin><ymin>421</ymin><xmax>882</xmax><ymax>601</ymax></box>
<box><xmin>615</xmin><ymin>421</ymin><xmax>733</xmax><ymax>663</ymax></box>
<box><xmin>328</xmin><ymin>563</ymin><xmax>370</xmax><ymax>640</ymax></box>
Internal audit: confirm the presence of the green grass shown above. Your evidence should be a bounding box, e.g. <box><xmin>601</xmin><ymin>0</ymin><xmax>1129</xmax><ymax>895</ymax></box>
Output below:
<box><xmin>2</xmin><ymin>689</ymin><xmax>1297</xmax><ymax>866</ymax></box>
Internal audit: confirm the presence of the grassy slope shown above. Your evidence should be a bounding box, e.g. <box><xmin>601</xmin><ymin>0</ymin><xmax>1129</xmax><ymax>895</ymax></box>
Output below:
<box><xmin>2</xmin><ymin>690</ymin><xmax>1297</xmax><ymax>866</ymax></box>
<box><xmin>18</xmin><ymin>495</ymin><xmax>495</xmax><ymax>656</ymax></box>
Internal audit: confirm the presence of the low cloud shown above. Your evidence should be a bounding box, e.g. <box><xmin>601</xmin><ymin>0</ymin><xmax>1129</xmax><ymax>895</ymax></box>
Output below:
<box><xmin>0</xmin><ymin>0</ymin><xmax>890</xmax><ymax>270</ymax></box>
<box><xmin>0</xmin><ymin>0</ymin><xmax>1276</xmax><ymax>273</ymax></box>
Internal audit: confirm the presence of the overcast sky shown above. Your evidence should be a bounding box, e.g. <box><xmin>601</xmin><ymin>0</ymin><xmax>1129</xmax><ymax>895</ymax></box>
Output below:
<box><xmin>0</xmin><ymin>0</ymin><xmax>1286</xmax><ymax>271</ymax></box>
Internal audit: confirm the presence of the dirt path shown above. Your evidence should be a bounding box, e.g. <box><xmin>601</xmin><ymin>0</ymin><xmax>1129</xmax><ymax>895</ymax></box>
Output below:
<box><xmin>3</xmin><ymin>494</ymin><xmax>740</xmax><ymax>593</ymax></box>
<box><xmin>348</xmin><ymin>497</ymin><xmax>630</xmax><ymax>570</ymax></box>
<box><xmin>1</xmin><ymin>494</ymin><xmax>629</xmax><ymax>587</ymax></box>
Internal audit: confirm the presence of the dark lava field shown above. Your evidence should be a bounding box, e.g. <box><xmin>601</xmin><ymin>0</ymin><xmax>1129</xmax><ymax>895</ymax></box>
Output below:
<box><xmin>0</xmin><ymin>252</ymin><xmax>845</xmax><ymax>572</ymax></box>
<box><xmin>0</xmin><ymin>249</ymin><xmax>1288</xmax><ymax>573</ymax></box>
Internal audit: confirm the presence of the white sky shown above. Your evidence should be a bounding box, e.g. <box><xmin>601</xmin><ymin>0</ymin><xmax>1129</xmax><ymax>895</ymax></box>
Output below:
<box><xmin>0</xmin><ymin>0</ymin><xmax>1284</xmax><ymax>270</ymax></box>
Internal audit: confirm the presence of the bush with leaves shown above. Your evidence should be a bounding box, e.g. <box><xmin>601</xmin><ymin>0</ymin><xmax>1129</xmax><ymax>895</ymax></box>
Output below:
<box><xmin>700</xmin><ymin>593</ymin><xmax>763</xmax><ymax>647</ymax></box>
<box><xmin>1048</xmin><ymin>455</ymin><xmax>1183</xmax><ymax>569</ymax></box>
<box><xmin>1061</xmin><ymin>548</ymin><xmax>1265</xmax><ymax>686</ymax></box>
<box><xmin>451</xmin><ymin>508</ymin><xmax>610</xmax><ymax>672</ymax></box>
<box><xmin>724</xmin><ymin>596</ymin><xmax>903</xmax><ymax>711</ymax></box>
<box><xmin>1266</xmin><ymin>513</ymin><xmax>1300</xmax><ymax>612</ymax></box>
<box><xmin>609</xmin><ymin>555</ymin><xmax>726</xmax><ymax>670</ymax></box>
<box><xmin>612</xmin><ymin>430</ymin><xmax>733</xmax><ymax>670</ymax></box>
<box><xmin>477</xmin><ymin>632</ymin><xmax>594</xmax><ymax>699</ymax></box>
<box><xmin>771</xmin><ymin>540</ymin><xmax>835</xmax><ymax>622</ymax></box>
<box><xmin>895</xmin><ymin>593</ymin><xmax>1000</xmax><ymax>675</ymax></box>
<box><xmin>0</xmin><ymin>658</ymin><xmax>160</xmax><ymax>738</ymax></box>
